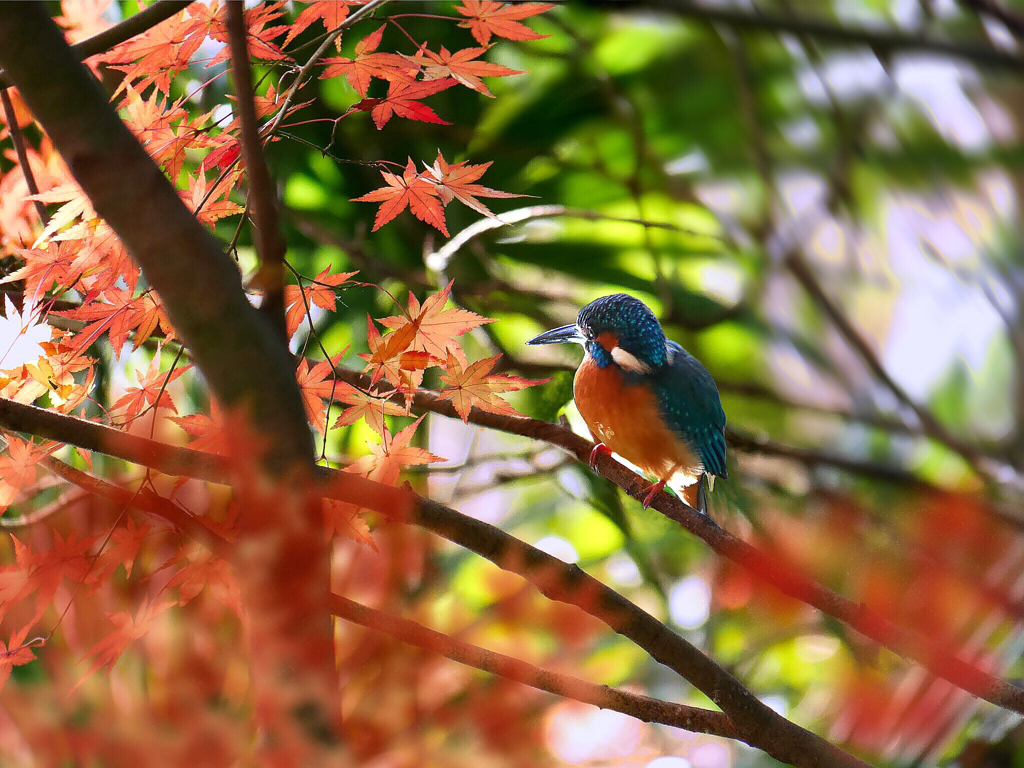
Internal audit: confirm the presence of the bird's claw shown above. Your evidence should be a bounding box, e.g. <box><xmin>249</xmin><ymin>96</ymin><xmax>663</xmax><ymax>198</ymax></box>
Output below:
<box><xmin>588</xmin><ymin>443</ymin><xmax>611</xmax><ymax>469</ymax></box>
<box><xmin>641</xmin><ymin>479</ymin><xmax>667</xmax><ymax>509</ymax></box>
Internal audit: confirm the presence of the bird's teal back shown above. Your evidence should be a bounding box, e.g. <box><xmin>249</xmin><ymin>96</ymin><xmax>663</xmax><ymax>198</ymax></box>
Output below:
<box><xmin>652</xmin><ymin>341</ymin><xmax>728</xmax><ymax>479</ymax></box>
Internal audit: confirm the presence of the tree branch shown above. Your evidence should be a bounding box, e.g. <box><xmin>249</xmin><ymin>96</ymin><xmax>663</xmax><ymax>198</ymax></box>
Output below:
<box><xmin>1</xmin><ymin>399</ymin><xmax>865</xmax><ymax>768</ymax></box>
<box><xmin>0</xmin><ymin>0</ymin><xmax>194</xmax><ymax>89</ymax></box>
<box><xmin>0</xmin><ymin>86</ymin><xmax>47</xmax><ymax>225</ymax></box>
<box><xmin>326</xmin><ymin>371</ymin><xmax>1024</xmax><ymax>717</ymax></box>
<box><xmin>328</xmin><ymin>592</ymin><xmax>745</xmax><ymax>741</ymax></box>
<box><xmin>226</xmin><ymin>1</ymin><xmax>287</xmax><ymax>339</ymax></box>
<box><xmin>601</xmin><ymin>0</ymin><xmax>1024</xmax><ymax>69</ymax></box>
<box><xmin>0</xmin><ymin>3</ymin><xmax>312</xmax><ymax>470</ymax></box>
<box><xmin>40</xmin><ymin>452</ymin><xmax>745</xmax><ymax>744</ymax></box>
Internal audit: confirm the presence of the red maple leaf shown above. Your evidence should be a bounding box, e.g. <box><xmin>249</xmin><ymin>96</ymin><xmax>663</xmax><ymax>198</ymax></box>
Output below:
<box><xmin>455</xmin><ymin>1</ymin><xmax>554</xmax><ymax>46</ymax></box>
<box><xmin>358</xmin><ymin>77</ymin><xmax>457</xmax><ymax>129</ymax></box>
<box><xmin>436</xmin><ymin>353</ymin><xmax>546</xmax><ymax>421</ymax></box>
<box><xmin>403</xmin><ymin>46</ymin><xmax>524</xmax><ymax>97</ymax></box>
<box><xmin>352</xmin><ymin>158</ymin><xmax>447</xmax><ymax>235</ymax></box>
<box><xmin>378</xmin><ymin>280</ymin><xmax>493</xmax><ymax>360</ymax></box>
<box><xmin>284</xmin><ymin>266</ymin><xmax>358</xmax><ymax>338</ymax></box>
<box><xmin>295</xmin><ymin>353</ymin><xmax>346</xmax><ymax>433</ymax></box>
<box><xmin>320</xmin><ymin>23</ymin><xmax>417</xmax><ymax>97</ymax></box>
<box><xmin>75</xmin><ymin>599</ymin><xmax>175</xmax><ymax>689</ymax></box>
<box><xmin>422</xmin><ymin>151</ymin><xmax>525</xmax><ymax>219</ymax></box>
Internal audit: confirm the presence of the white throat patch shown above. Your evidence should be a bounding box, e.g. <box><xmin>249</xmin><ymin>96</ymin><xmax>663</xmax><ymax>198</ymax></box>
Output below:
<box><xmin>610</xmin><ymin>346</ymin><xmax>652</xmax><ymax>374</ymax></box>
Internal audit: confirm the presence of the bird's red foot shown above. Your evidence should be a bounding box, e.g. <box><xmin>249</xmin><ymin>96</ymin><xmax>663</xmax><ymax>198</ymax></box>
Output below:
<box><xmin>642</xmin><ymin>479</ymin><xmax>667</xmax><ymax>509</ymax></box>
<box><xmin>588</xmin><ymin>442</ymin><xmax>612</xmax><ymax>469</ymax></box>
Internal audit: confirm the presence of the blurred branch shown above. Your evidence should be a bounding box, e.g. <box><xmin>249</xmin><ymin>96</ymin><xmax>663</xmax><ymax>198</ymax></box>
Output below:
<box><xmin>782</xmin><ymin>248</ymin><xmax>1007</xmax><ymax>483</ymax></box>
<box><xmin>226</xmin><ymin>2</ymin><xmax>287</xmax><ymax>340</ymax></box>
<box><xmin>601</xmin><ymin>0</ymin><xmax>1024</xmax><ymax>69</ymax></box>
<box><xmin>10</xmin><ymin>403</ymin><xmax>862</xmax><ymax>767</ymax></box>
<box><xmin>959</xmin><ymin>0</ymin><xmax>1024</xmax><ymax>37</ymax></box>
<box><xmin>329</xmin><ymin>593</ymin><xmax>744</xmax><ymax>741</ymax></box>
<box><xmin>0</xmin><ymin>86</ymin><xmax>47</xmax><ymax>224</ymax></box>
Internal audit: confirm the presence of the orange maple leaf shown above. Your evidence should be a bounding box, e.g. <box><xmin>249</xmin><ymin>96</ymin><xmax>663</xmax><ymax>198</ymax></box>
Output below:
<box><xmin>357</xmin><ymin>77</ymin><xmax>457</xmax><ymax>130</ymax></box>
<box><xmin>323</xmin><ymin>498</ymin><xmax>377</xmax><ymax>548</ymax></box>
<box><xmin>111</xmin><ymin>351</ymin><xmax>190</xmax><ymax>424</ymax></box>
<box><xmin>285</xmin><ymin>0</ymin><xmax>351</xmax><ymax>46</ymax></box>
<box><xmin>295</xmin><ymin>353</ymin><xmax>346</xmax><ymax>433</ymax></box>
<box><xmin>404</xmin><ymin>45</ymin><xmax>524</xmax><ymax>97</ymax></box>
<box><xmin>167</xmin><ymin>400</ymin><xmax>227</xmax><ymax>455</ymax></box>
<box><xmin>320</xmin><ymin>23</ymin><xmax>417</xmax><ymax>97</ymax></box>
<box><xmin>379</xmin><ymin>280</ymin><xmax>493</xmax><ymax>360</ymax></box>
<box><xmin>345</xmin><ymin>416</ymin><xmax>444</xmax><ymax>486</ymax></box>
<box><xmin>284</xmin><ymin>266</ymin><xmax>359</xmax><ymax>338</ymax></box>
<box><xmin>352</xmin><ymin>158</ymin><xmax>448</xmax><ymax>235</ymax></box>
<box><xmin>422</xmin><ymin>151</ymin><xmax>525</xmax><ymax>219</ymax></box>
<box><xmin>455</xmin><ymin>1</ymin><xmax>554</xmax><ymax>46</ymax></box>
<box><xmin>0</xmin><ymin>437</ymin><xmax>50</xmax><ymax>510</ymax></box>
<box><xmin>436</xmin><ymin>353</ymin><xmax>546</xmax><ymax>422</ymax></box>
<box><xmin>0</xmin><ymin>627</ymin><xmax>37</xmax><ymax>693</ymax></box>
<box><xmin>76</xmin><ymin>599</ymin><xmax>175</xmax><ymax>690</ymax></box>
<box><xmin>330</xmin><ymin>380</ymin><xmax>408</xmax><ymax>437</ymax></box>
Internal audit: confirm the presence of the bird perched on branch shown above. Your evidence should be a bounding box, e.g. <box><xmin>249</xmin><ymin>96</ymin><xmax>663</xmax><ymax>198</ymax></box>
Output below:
<box><xmin>528</xmin><ymin>293</ymin><xmax>727</xmax><ymax>512</ymax></box>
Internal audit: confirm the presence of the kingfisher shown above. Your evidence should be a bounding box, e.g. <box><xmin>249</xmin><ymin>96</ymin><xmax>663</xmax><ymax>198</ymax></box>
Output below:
<box><xmin>527</xmin><ymin>293</ymin><xmax>727</xmax><ymax>512</ymax></box>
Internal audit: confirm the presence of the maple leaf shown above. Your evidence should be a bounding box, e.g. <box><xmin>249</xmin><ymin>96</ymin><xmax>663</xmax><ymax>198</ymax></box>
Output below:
<box><xmin>358</xmin><ymin>77</ymin><xmax>457</xmax><ymax>130</ymax></box>
<box><xmin>0</xmin><ymin>295</ymin><xmax>51</xmax><ymax>373</ymax></box>
<box><xmin>111</xmin><ymin>351</ymin><xmax>190</xmax><ymax>424</ymax></box>
<box><xmin>323</xmin><ymin>498</ymin><xmax>376</xmax><ymax>548</ymax></box>
<box><xmin>284</xmin><ymin>266</ymin><xmax>359</xmax><ymax>338</ymax></box>
<box><xmin>352</xmin><ymin>158</ymin><xmax>448</xmax><ymax>235</ymax></box>
<box><xmin>345</xmin><ymin>416</ymin><xmax>443</xmax><ymax>486</ymax></box>
<box><xmin>422</xmin><ymin>151</ymin><xmax>525</xmax><ymax>219</ymax></box>
<box><xmin>455</xmin><ymin>1</ymin><xmax>554</xmax><ymax>46</ymax></box>
<box><xmin>0</xmin><ymin>628</ymin><xmax>37</xmax><ymax>694</ymax></box>
<box><xmin>58</xmin><ymin>289</ymin><xmax>172</xmax><ymax>358</ymax></box>
<box><xmin>330</xmin><ymin>379</ymin><xmax>408</xmax><ymax>437</ymax></box>
<box><xmin>76</xmin><ymin>599</ymin><xmax>175</xmax><ymax>689</ymax></box>
<box><xmin>0</xmin><ymin>436</ymin><xmax>48</xmax><ymax>510</ymax></box>
<box><xmin>403</xmin><ymin>46</ymin><xmax>524</xmax><ymax>97</ymax></box>
<box><xmin>28</xmin><ymin>183</ymin><xmax>100</xmax><ymax>247</ymax></box>
<box><xmin>101</xmin><ymin>9</ymin><xmax>204</xmax><ymax>95</ymax></box>
<box><xmin>320</xmin><ymin>23</ymin><xmax>417</xmax><ymax>97</ymax></box>
<box><xmin>360</xmin><ymin>317</ymin><xmax>413</xmax><ymax>388</ymax></box>
<box><xmin>284</xmin><ymin>0</ymin><xmax>350</xmax><ymax>46</ymax></box>
<box><xmin>436</xmin><ymin>353</ymin><xmax>546</xmax><ymax>422</ymax></box>
<box><xmin>295</xmin><ymin>353</ymin><xmax>346</xmax><ymax>433</ymax></box>
<box><xmin>379</xmin><ymin>280</ymin><xmax>494</xmax><ymax>360</ymax></box>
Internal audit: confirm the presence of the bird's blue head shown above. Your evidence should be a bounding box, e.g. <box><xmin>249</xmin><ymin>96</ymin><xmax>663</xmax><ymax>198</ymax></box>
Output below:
<box><xmin>527</xmin><ymin>293</ymin><xmax>668</xmax><ymax>372</ymax></box>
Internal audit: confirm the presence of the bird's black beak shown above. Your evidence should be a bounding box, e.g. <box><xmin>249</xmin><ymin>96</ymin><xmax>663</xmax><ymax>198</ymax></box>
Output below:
<box><xmin>526</xmin><ymin>324</ymin><xmax>584</xmax><ymax>345</ymax></box>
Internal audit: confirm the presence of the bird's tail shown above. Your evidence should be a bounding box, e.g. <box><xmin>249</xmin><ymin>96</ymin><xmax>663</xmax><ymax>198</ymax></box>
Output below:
<box><xmin>681</xmin><ymin>474</ymin><xmax>709</xmax><ymax>514</ymax></box>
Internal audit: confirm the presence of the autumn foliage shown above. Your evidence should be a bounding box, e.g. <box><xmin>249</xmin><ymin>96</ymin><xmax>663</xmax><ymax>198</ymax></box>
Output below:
<box><xmin>0</xmin><ymin>1</ymin><xmax>553</xmax><ymax>763</ymax></box>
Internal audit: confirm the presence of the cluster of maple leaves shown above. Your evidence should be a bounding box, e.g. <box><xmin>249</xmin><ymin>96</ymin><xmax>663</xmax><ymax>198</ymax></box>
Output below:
<box><xmin>0</xmin><ymin>0</ymin><xmax>553</xmax><ymax>698</ymax></box>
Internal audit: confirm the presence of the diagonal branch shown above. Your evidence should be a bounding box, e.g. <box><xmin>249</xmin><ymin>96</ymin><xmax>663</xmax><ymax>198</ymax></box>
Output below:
<box><xmin>0</xmin><ymin>0</ymin><xmax>194</xmax><ymax>89</ymax></box>
<box><xmin>2</xmin><ymin>399</ymin><xmax>864</xmax><ymax>768</ymax></box>
<box><xmin>0</xmin><ymin>87</ymin><xmax>48</xmax><ymax>225</ymax></box>
<box><xmin>41</xmin><ymin>453</ymin><xmax>743</xmax><ymax>743</ymax></box>
<box><xmin>226</xmin><ymin>1</ymin><xmax>288</xmax><ymax>339</ymax></box>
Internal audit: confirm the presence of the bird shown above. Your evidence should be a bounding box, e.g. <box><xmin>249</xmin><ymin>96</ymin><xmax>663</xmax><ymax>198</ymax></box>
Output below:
<box><xmin>527</xmin><ymin>293</ymin><xmax>727</xmax><ymax>512</ymax></box>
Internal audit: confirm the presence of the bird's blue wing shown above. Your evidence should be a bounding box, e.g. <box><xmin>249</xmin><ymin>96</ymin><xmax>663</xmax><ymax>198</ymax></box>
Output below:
<box><xmin>653</xmin><ymin>341</ymin><xmax>728</xmax><ymax>479</ymax></box>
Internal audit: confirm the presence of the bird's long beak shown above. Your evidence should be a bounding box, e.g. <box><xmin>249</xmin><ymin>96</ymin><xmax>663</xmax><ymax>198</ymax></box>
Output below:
<box><xmin>526</xmin><ymin>323</ymin><xmax>584</xmax><ymax>345</ymax></box>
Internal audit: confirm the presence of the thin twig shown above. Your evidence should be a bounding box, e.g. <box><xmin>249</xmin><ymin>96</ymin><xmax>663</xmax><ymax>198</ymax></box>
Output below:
<box><xmin>0</xmin><ymin>87</ymin><xmax>48</xmax><ymax>224</ymax></box>
<box><xmin>226</xmin><ymin>1</ymin><xmax>288</xmax><ymax>339</ymax></box>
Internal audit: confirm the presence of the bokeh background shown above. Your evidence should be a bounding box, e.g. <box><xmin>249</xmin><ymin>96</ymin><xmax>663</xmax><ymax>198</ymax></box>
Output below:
<box><xmin>7</xmin><ymin>1</ymin><xmax>1024</xmax><ymax>766</ymax></box>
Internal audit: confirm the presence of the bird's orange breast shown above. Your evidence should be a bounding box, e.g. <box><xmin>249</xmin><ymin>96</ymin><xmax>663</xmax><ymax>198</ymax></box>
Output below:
<box><xmin>573</xmin><ymin>355</ymin><xmax>701</xmax><ymax>483</ymax></box>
